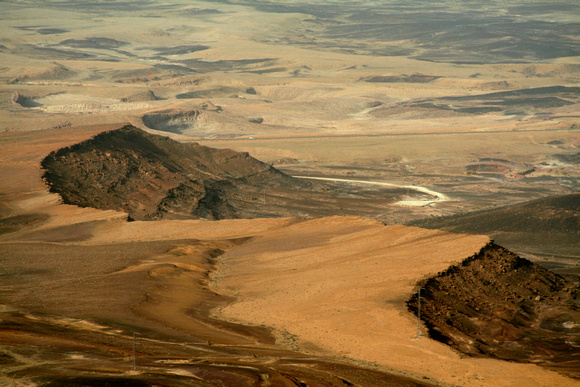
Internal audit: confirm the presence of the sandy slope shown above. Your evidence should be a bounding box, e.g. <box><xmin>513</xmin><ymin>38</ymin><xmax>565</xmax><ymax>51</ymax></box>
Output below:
<box><xmin>0</xmin><ymin>100</ymin><xmax>577</xmax><ymax>387</ymax></box>
<box><xmin>0</xmin><ymin>123</ymin><xmax>577</xmax><ymax>385</ymax></box>
<box><xmin>212</xmin><ymin>216</ymin><xmax>577</xmax><ymax>387</ymax></box>
<box><xmin>0</xmin><ymin>1</ymin><xmax>578</xmax><ymax>384</ymax></box>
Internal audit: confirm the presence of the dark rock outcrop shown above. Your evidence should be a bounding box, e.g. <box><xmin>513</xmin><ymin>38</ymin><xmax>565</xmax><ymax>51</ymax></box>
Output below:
<box><xmin>408</xmin><ymin>242</ymin><xmax>580</xmax><ymax>378</ymax></box>
<box><xmin>41</xmin><ymin>125</ymin><xmax>313</xmax><ymax>220</ymax></box>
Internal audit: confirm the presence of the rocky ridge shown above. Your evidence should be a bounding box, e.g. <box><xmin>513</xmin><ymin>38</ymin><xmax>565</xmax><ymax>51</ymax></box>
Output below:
<box><xmin>41</xmin><ymin>125</ymin><xmax>314</xmax><ymax>220</ymax></box>
<box><xmin>408</xmin><ymin>242</ymin><xmax>580</xmax><ymax>378</ymax></box>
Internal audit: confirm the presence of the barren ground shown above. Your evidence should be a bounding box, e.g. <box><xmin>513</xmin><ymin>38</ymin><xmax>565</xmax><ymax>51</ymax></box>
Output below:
<box><xmin>0</xmin><ymin>0</ymin><xmax>579</xmax><ymax>386</ymax></box>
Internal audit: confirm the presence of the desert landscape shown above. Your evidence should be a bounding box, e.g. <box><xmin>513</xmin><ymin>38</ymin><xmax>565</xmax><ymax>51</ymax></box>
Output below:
<box><xmin>0</xmin><ymin>0</ymin><xmax>579</xmax><ymax>386</ymax></box>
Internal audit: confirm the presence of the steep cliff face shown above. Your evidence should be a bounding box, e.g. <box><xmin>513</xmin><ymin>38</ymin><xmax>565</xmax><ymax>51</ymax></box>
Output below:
<box><xmin>408</xmin><ymin>242</ymin><xmax>580</xmax><ymax>378</ymax></box>
<box><xmin>41</xmin><ymin>125</ymin><xmax>313</xmax><ymax>220</ymax></box>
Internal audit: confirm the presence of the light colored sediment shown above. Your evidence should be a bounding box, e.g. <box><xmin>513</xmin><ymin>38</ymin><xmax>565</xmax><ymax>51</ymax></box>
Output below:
<box><xmin>1</xmin><ymin>129</ymin><xmax>575</xmax><ymax>385</ymax></box>
<box><xmin>294</xmin><ymin>175</ymin><xmax>449</xmax><ymax>206</ymax></box>
<box><xmin>212</xmin><ymin>216</ymin><xmax>578</xmax><ymax>387</ymax></box>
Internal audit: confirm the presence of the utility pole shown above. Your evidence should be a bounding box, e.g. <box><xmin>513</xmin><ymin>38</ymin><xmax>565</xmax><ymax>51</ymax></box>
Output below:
<box><xmin>416</xmin><ymin>288</ymin><xmax>424</xmax><ymax>338</ymax></box>
<box><xmin>132</xmin><ymin>332</ymin><xmax>137</xmax><ymax>372</ymax></box>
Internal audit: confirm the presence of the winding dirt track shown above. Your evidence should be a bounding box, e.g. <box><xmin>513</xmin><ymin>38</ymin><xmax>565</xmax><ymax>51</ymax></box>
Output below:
<box><xmin>195</xmin><ymin>128</ymin><xmax>580</xmax><ymax>142</ymax></box>
<box><xmin>294</xmin><ymin>176</ymin><xmax>449</xmax><ymax>206</ymax></box>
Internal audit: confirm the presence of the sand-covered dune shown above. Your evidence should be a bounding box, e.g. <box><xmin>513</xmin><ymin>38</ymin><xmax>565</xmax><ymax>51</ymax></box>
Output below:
<box><xmin>0</xmin><ymin>121</ymin><xmax>578</xmax><ymax>386</ymax></box>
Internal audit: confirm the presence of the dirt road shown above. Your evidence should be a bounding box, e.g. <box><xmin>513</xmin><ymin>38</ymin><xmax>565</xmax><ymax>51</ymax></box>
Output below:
<box><xmin>294</xmin><ymin>176</ymin><xmax>449</xmax><ymax>206</ymax></box>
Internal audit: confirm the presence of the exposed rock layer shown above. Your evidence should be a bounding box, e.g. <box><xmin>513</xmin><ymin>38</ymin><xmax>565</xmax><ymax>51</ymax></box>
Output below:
<box><xmin>408</xmin><ymin>242</ymin><xmax>580</xmax><ymax>378</ymax></box>
<box><xmin>41</xmin><ymin>125</ymin><xmax>313</xmax><ymax>220</ymax></box>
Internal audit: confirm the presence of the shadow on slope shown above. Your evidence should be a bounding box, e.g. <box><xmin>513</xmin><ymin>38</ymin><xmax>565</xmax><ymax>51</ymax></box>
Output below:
<box><xmin>408</xmin><ymin>193</ymin><xmax>580</xmax><ymax>274</ymax></box>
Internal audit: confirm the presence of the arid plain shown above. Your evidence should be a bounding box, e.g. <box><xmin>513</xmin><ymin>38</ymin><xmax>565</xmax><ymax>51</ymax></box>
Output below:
<box><xmin>0</xmin><ymin>1</ymin><xmax>579</xmax><ymax>386</ymax></box>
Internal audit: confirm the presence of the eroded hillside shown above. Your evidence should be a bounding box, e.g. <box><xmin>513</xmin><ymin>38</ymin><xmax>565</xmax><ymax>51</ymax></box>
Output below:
<box><xmin>408</xmin><ymin>242</ymin><xmax>580</xmax><ymax>378</ymax></box>
<box><xmin>41</xmin><ymin>125</ymin><xmax>316</xmax><ymax>220</ymax></box>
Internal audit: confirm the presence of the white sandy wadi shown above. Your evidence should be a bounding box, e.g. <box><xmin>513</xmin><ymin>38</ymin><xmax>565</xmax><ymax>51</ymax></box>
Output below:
<box><xmin>295</xmin><ymin>176</ymin><xmax>449</xmax><ymax>206</ymax></box>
